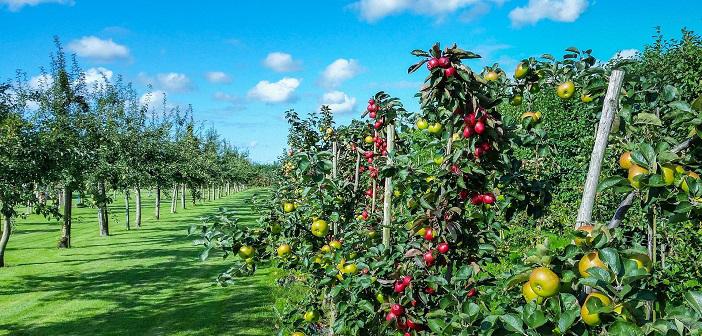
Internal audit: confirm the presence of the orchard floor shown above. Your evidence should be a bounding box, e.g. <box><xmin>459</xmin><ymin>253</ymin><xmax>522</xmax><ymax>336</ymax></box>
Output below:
<box><xmin>0</xmin><ymin>188</ymin><xmax>277</xmax><ymax>336</ymax></box>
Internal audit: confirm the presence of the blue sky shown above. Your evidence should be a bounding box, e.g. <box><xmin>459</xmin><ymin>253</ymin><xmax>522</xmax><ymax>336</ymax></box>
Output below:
<box><xmin>1</xmin><ymin>0</ymin><xmax>701</xmax><ymax>163</ymax></box>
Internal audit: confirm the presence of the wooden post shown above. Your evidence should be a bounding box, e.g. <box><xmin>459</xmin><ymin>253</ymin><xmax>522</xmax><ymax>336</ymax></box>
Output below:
<box><xmin>353</xmin><ymin>149</ymin><xmax>361</xmax><ymax>192</ymax></box>
<box><xmin>382</xmin><ymin>124</ymin><xmax>395</xmax><ymax>247</ymax></box>
<box><xmin>332</xmin><ymin>142</ymin><xmax>338</xmax><ymax>236</ymax></box>
<box><xmin>371</xmin><ymin>131</ymin><xmax>378</xmax><ymax>213</ymax></box>
<box><xmin>576</xmin><ymin>70</ymin><xmax>625</xmax><ymax>228</ymax></box>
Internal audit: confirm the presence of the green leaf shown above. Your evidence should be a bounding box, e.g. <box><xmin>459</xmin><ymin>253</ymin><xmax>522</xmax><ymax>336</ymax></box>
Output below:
<box><xmin>669</xmin><ymin>100</ymin><xmax>692</xmax><ymax>113</ymax></box>
<box><xmin>608</xmin><ymin>320</ymin><xmax>644</xmax><ymax>335</ymax></box>
<box><xmin>662</xmin><ymin>85</ymin><xmax>678</xmax><ymax>101</ymax></box>
<box><xmin>684</xmin><ymin>291</ymin><xmax>702</xmax><ymax>316</ymax></box>
<box><xmin>499</xmin><ymin>314</ymin><xmax>524</xmax><ymax>333</ymax></box>
<box><xmin>599</xmin><ymin>247</ymin><xmax>624</xmax><ymax>277</ymax></box>
<box><xmin>598</xmin><ymin>176</ymin><xmax>627</xmax><ymax>192</ymax></box>
<box><xmin>633</xmin><ymin>113</ymin><xmax>662</xmax><ymax>126</ymax></box>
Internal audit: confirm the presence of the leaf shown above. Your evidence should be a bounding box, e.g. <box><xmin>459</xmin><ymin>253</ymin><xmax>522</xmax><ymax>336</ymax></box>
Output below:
<box><xmin>598</xmin><ymin>176</ymin><xmax>627</xmax><ymax>193</ymax></box>
<box><xmin>608</xmin><ymin>320</ymin><xmax>644</xmax><ymax>335</ymax></box>
<box><xmin>633</xmin><ymin>113</ymin><xmax>662</xmax><ymax>126</ymax></box>
<box><xmin>505</xmin><ymin>269</ymin><xmax>531</xmax><ymax>290</ymax></box>
<box><xmin>427</xmin><ymin>318</ymin><xmax>447</xmax><ymax>333</ymax></box>
<box><xmin>411</xmin><ymin>49</ymin><xmax>430</xmax><ymax>57</ymax></box>
<box><xmin>499</xmin><ymin>314</ymin><xmax>524</xmax><ymax>333</ymax></box>
<box><xmin>199</xmin><ymin>247</ymin><xmax>212</xmax><ymax>261</ymax></box>
<box><xmin>662</xmin><ymin>85</ymin><xmax>678</xmax><ymax>101</ymax></box>
<box><xmin>684</xmin><ymin>291</ymin><xmax>702</xmax><ymax>316</ymax></box>
<box><xmin>408</xmin><ymin>60</ymin><xmax>428</xmax><ymax>74</ymax></box>
<box><xmin>669</xmin><ymin>100</ymin><xmax>692</xmax><ymax>113</ymax></box>
<box><xmin>599</xmin><ymin>247</ymin><xmax>624</xmax><ymax>277</ymax></box>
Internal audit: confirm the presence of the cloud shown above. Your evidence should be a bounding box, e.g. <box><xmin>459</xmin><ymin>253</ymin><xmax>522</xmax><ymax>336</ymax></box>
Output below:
<box><xmin>68</xmin><ymin>36</ymin><xmax>130</xmax><ymax>62</ymax></box>
<box><xmin>205</xmin><ymin>71</ymin><xmax>232</xmax><ymax>84</ymax></box>
<box><xmin>28</xmin><ymin>74</ymin><xmax>53</xmax><ymax>89</ymax></box>
<box><xmin>83</xmin><ymin>67</ymin><xmax>113</xmax><ymax>87</ymax></box>
<box><xmin>263</xmin><ymin>52</ymin><xmax>302</xmax><ymax>72</ymax></box>
<box><xmin>138</xmin><ymin>72</ymin><xmax>193</xmax><ymax>92</ymax></box>
<box><xmin>351</xmin><ymin>0</ymin><xmax>503</xmax><ymax>22</ymax></box>
<box><xmin>320</xmin><ymin>59</ymin><xmax>363</xmax><ymax>88</ymax></box>
<box><xmin>247</xmin><ymin>77</ymin><xmax>300</xmax><ymax>104</ymax></box>
<box><xmin>0</xmin><ymin>0</ymin><xmax>73</xmax><ymax>12</ymax></box>
<box><xmin>509</xmin><ymin>0</ymin><xmax>588</xmax><ymax>26</ymax></box>
<box><xmin>320</xmin><ymin>91</ymin><xmax>357</xmax><ymax>114</ymax></box>
<box><xmin>139</xmin><ymin>90</ymin><xmax>168</xmax><ymax>110</ymax></box>
<box><xmin>612</xmin><ymin>49</ymin><xmax>639</xmax><ymax>60</ymax></box>
<box><xmin>249</xmin><ymin>140</ymin><xmax>258</xmax><ymax>148</ymax></box>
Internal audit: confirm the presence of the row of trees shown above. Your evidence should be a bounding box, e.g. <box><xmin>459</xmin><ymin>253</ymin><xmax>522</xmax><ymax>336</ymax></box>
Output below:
<box><xmin>194</xmin><ymin>30</ymin><xmax>702</xmax><ymax>335</ymax></box>
<box><xmin>0</xmin><ymin>38</ymin><xmax>272</xmax><ymax>267</ymax></box>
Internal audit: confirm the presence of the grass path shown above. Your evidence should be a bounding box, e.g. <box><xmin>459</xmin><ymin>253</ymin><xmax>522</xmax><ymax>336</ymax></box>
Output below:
<box><xmin>0</xmin><ymin>188</ymin><xmax>275</xmax><ymax>336</ymax></box>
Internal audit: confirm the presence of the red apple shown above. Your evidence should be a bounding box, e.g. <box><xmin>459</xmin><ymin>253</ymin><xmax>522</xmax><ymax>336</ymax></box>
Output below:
<box><xmin>369</xmin><ymin>111</ymin><xmax>376</xmax><ymax>119</ymax></box>
<box><xmin>402</xmin><ymin>275</ymin><xmax>412</xmax><ymax>285</ymax></box>
<box><xmin>423</xmin><ymin>250</ymin><xmax>435</xmax><ymax>265</ymax></box>
<box><xmin>394</xmin><ymin>281</ymin><xmax>406</xmax><ymax>293</ymax></box>
<box><xmin>438</xmin><ymin>57</ymin><xmax>450</xmax><ymax>68</ymax></box>
<box><xmin>467</xmin><ymin>288</ymin><xmax>478</xmax><ymax>297</ymax></box>
<box><xmin>463</xmin><ymin>126</ymin><xmax>472</xmax><ymax>138</ymax></box>
<box><xmin>386</xmin><ymin>312</ymin><xmax>397</xmax><ymax>322</ymax></box>
<box><xmin>474</xmin><ymin>121</ymin><xmax>485</xmax><ymax>134</ymax></box>
<box><xmin>482</xmin><ymin>193</ymin><xmax>495</xmax><ymax>205</ymax></box>
<box><xmin>444</xmin><ymin>67</ymin><xmax>456</xmax><ymax>77</ymax></box>
<box><xmin>391</xmin><ymin>304</ymin><xmax>404</xmax><ymax>316</ymax></box>
<box><xmin>423</xmin><ymin>228</ymin><xmax>434</xmax><ymax>241</ymax></box>
<box><xmin>437</xmin><ymin>242</ymin><xmax>449</xmax><ymax>254</ymax></box>
<box><xmin>427</xmin><ymin>58</ymin><xmax>439</xmax><ymax>70</ymax></box>
<box><xmin>464</xmin><ymin>113</ymin><xmax>476</xmax><ymax>126</ymax></box>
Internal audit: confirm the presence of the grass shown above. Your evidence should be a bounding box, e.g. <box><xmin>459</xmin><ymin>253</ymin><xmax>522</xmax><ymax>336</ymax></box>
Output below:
<box><xmin>0</xmin><ymin>188</ymin><xmax>278</xmax><ymax>336</ymax></box>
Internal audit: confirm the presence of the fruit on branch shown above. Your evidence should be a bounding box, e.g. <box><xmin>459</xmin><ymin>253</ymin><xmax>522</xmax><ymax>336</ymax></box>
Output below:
<box><xmin>394</xmin><ymin>281</ymin><xmax>406</xmax><ymax>293</ymax></box>
<box><xmin>416</xmin><ymin>118</ymin><xmax>428</xmax><ymax>129</ymax></box>
<box><xmin>463</xmin><ymin>126</ymin><xmax>472</xmax><ymax>138</ymax></box>
<box><xmin>437</xmin><ymin>56</ymin><xmax>450</xmax><ymax>68</ymax></box>
<box><xmin>365</xmin><ymin>135</ymin><xmax>374</xmax><ymax>144</ymax></box>
<box><xmin>474</xmin><ymin>121</ymin><xmax>485</xmax><ymax>134</ymax></box>
<box><xmin>661</xmin><ymin>164</ymin><xmax>675</xmax><ymax>186</ymax></box>
<box><xmin>467</xmin><ymin>288</ymin><xmax>478</xmax><ymax>297</ymax></box>
<box><xmin>311</xmin><ymin>219</ymin><xmax>330</xmax><ymax>237</ymax></box>
<box><xmin>427</xmin><ymin>122</ymin><xmax>443</xmax><ymax>134</ymax></box>
<box><xmin>627</xmin><ymin>165</ymin><xmax>649</xmax><ymax>189</ymax></box>
<box><xmin>484</xmin><ymin>70</ymin><xmax>500</xmax><ymax>81</ymax></box>
<box><xmin>424</xmin><ymin>228</ymin><xmax>434</xmax><ymax>241</ymax></box>
<box><xmin>580</xmin><ymin>293</ymin><xmax>612</xmax><ymax>326</ymax></box>
<box><xmin>423</xmin><ymin>250</ymin><xmax>436</xmax><ymax>266</ymax></box>
<box><xmin>329</xmin><ymin>240</ymin><xmax>342</xmax><ymax>249</ymax></box>
<box><xmin>574</xmin><ymin>225</ymin><xmax>594</xmax><ymax>246</ymax></box>
<box><xmin>681</xmin><ymin>171</ymin><xmax>700</xmax><ymax>193</ymax></box>
<box><xmin>481</xmin><ymin>193</ymin><xmax>495</xmax><ymax>205</ymax></box>
<box><xmin>277</xmin><ymin>244</ymin><xmax>291</xmax><ymax>257</ymax></box>
<box><xmin>528</xmin><ymin>267</ymin><xmax>560</xmax><ymax>297</ymax></box>
<box><xmin>343</xmin><ymin>263</ymin><xmax>358</xmax><ymax>274</ymax></box>
<box><xmin>238</xmin><ymin>245</ymin><xmax>255</xmax><ymax>259</ymax></box>
<box><xmin>514</xmin><ymin>62</ymin><xmax>529</xmax><ymax>79</ymax></box>
<box><xmin>464</xmin><ymin>112</ymin><xmax>476</xmax><ymax>126</ymax></box>
<box><xmin>510</xmin><ymin>95</ymin><xmax>523</xmax><ymax>106</ymax></box>
<box><xmin>556</xmin><ymin>81</ymin><xmax>576</xmax><ymax>99</ymax></box>
<box><xmin>581</xmin><ymin>94</ymin><xmax>594</xmax><ymax>103</ymax></box>
<box><xmin>374</xmin><ymin>120</ymin><xmax>383</xmax><ymax>129</ymax></box>
<box><xmin>385</xmin><ymin>312</ymin><xmax>397</xmax><ymax>322</ymax></box>
<box><xmin>368</xmin><ymin>99</ymin><xmax>375</xmax><ymax>105</ymax></box>
<box><xmin>326</xmin><ymin>128</ymin><xmax>333</xmax><ymax>136</ymax></box>
<box><xmin>369</xmin><ymin>112</ymin><xmax>376</xmax><ymax>119</ymax></box>
<box><xmin>522</xmin><ymin>282</ymin><xmax>544</xmax><ymax>304</ymax></box>
<box><xmin>437</xmin><ymin>242</ymin><xmax>449</xmax><ymax>254</ymax></box>
<box><xmin>291</xmin><ymin>332</ymin><xmax>305</xmax><ymax>336</ymax></box>
<box><xmin>303</xmin><ymin>310</ymin><xmax>320</xmax><ymax>322</ymax></box>
<box><xmin>425</xmin><ymin>286</ymin><xmax>435</xmax><ymax>294</ymax></box>
<box><xmin>450</xmin><ymin>164</ymin><xmax>461</xmax><ymax>175</ymax></box>
<box><xmin>578</xmin><ymin>251</ymin><xmax>608</xmax><ymax>277</ymax></box>
<box><xmin>520</xmin><ymin>111</ymin><xmax>542</xmax><ymax>123</ymax></box>
<box><xmin>367</xmin><ymin>229</ymin><xmax>377</xmax><ymax>238</ymax></box>
<box><xmin>321</xmin><ymin>245</ymin><xmax>331</xmax><ymax>253</ymax></box>
<box><xmin>390</xmin><ymin>304</ymin><xmax>405</xmax><ymax>316</ymax></box>
<box><xmin>283</xmin><ymin>202</ymin><xmax>295</xmax><ymax>213</ymax></box>
<box><xmin>367</xmin><ymin>103</ymin><xmax>379</xmax><ymax>113</ymax></box>
<box><xmin>444</xmin><ymin>66</ymin><xmax>456</xmax><ymax>77</ymax></box>
<box><xmin>361</xmin><ymin>210</ymin><xmax>369</xmax><ymax>220</ymax></box>
<box><xmin>618</xmin><ymin>152</ymin><xmax>633</xmax><ymax>169</ymax></box>
<box><xmin>433</xmin><ymin>156</ymin><xmax>445</xmax><ymax>165</ymax></box>
<box><xmin>402</xmin><ymin>275</ymin><xmax>412</xmax><ymax>285</ymax></box>
<box><xmin>427</xmin><ymin>58</ymin><xmax>439</xmax><ymax>70</ymax></box>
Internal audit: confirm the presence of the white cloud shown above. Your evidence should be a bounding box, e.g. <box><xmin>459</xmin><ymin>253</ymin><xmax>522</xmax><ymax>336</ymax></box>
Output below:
<box><xmin>156</xmin><ymin>72</ymin><xmax>192</xmax><ymax>92</ymax></box>
<box><xmin>28</xmin><ymin>74</ymin><xmax>53</xmax><ymax>89</ymax></box>
<box><xmin>205</xmin><ymin>71</ymin><xmax>232</xmax><ymax>84</ymax></box>
<box><xmin>0</xmin><ymin>0</ymin><xmax>73</xmax><ymax>12</ymax></box>
<box><xmin>612</xmin><ymin>49</ymin><xmax>639</xmax><ymax>60</ymax></box>
<box><xmin>263</xmin><ymin>52</ymin><xmax>302</xmax><ymax>72</ymax></box>
<box><xmin>139</xmin><ymin>90</ymin><xmax>168</xmax><ymax>110</ymax></box>
<box><xmin>83</xmin><ymin>67</ymin><xmax>113</xmax><ymax>87</ymax></box>
<box><xmin>509</xmin><ymin>0</ymin><xmax>588</xmax><ymax>26</ymax></box>
<box><xmin>320</xmin><ymin>91</ymin><xmax>357</xmax><ymax>114</ymax></box>
<box><xmin>68</xmin><ymin>36</ymin><xmax>130</xmax><ymax>62</ymax></box>
<box><xmin>249</xmin><ymin>140</ymin><xmax>258</xmax><ymax>148</ymax></box>
<box><xmin>320</xmin><ymin>59</ymin><xmax>363</xmax><ymax>88</ymax></box>
<box><xmin>351</xmin><ymin>0</ymin><xmax>503</xmax><ymax>22</ymax></box>
<box><xmin>247</xmin><ymin>77</ymin><xmax>300</xmax><ymax>104</ymax></box>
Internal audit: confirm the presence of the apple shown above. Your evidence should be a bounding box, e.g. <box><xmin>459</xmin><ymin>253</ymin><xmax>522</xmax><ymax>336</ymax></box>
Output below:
<box><xmin>364</xmin><ymin>135</ymin><xmax>374</xmax><ymax>144</ymax></box>
<box><xmin>474</xmin><ymin>147</ymin><xmax>484</xmax><ymax>159</ymax></box>
<box><xmin>369</xmin><ymin>111</ymin><xmax>376</xmax><ymax>119</ymax></box>
<box><xmin>628</xmin><ymin>165</ymin><xmax>649</xmax><ymax>189</ymax></box>
<box><xmin>367</xmin><ymin>103</ymin><xmax>379</xmax><ymax>112</ymax></box>
<box><xmin>482</xmin><ymin>193</ymin><xmax>495</xmax><ymax>205</ymax></box>
<box><xmin>467</xmin><ymin>288</ymin><xmax>477</xmax><ymax>297</ymax></box>
<box><xmin>437</xmin><ymin>56</ymin><xmax>450</xmax><ymax>68</ymax></box>
<box><xmin>581</xmin><ymin>94</ymin><xmax>594</xmax><ymax>103</ymax></box>
<box><xmin>303</xmin><ymin>310</ymin><xmax>320</xmax><ymax>322</ymax></box>
<box><xmin>437</xmin><ymin>242</ymin><xmax>449</xmax><ymax>254</ymax></box>
<box><xmin>277</xmin><ymin>244</ymin><xmax>291</xmax><ymax>257</ymax></box>
<box><xmin>361</xmin><ymin>210</ymin><xmax>369</xmax><ymax>220</ymax></box>
<box><xmin>444</xmin><ymin>67</ymin><xmax>456</xmax><ymax>77</ymax></box>
<box><xmin>283</xmin><ymin>202</ymin><xmax>295</xmax><ymax>213</ymax></box>
<box><xmin>474</xmin><ymin>121</ymin><xmax>485</xmax><ymax>134</ymax></box>
<box><xmin>463</xmin><ymin>126</ymin><xmax>472</xmax><ymax>138</ymax></box>
<box><xmin>424</xmin><ymin>228</ymin><xmax>434</xmax><ymax>240</ymax></box>
<box><xmin>416</xmin><ymin>118</ymin><xmax>428</xmax><ymax>130</ymax></box>
<box><xmin>238</xmin><ymin>245</ymin><xmax>255</xmax><ymax>259</ymax></box>
<box><xmin>311</xmin><ymin>219</ymin><xmax>329</xmax><ymax>237</ymax></box>
<box><xmin>423</xmin><ymin>250</ymin><xmax>435</xmax><ymax>266</ymax></box>
<box><xmin>464</xmin><ymin>113</ymin><xmax>476</xmax><ymax>126</ymax></box>
<box><xmin>427</xmin><ymin>58</ymin><xmax>439</xmax><ymax>70</ymax></box>
<box><xmin>368</xmin><ymin>99</ymin><xmax>375</xmax><ymax>105</ymax></box>
<box><xmin>424</xmin><ymin>286</ymin><xmax>435</xmax><ymax>294</ymax></box>
<box><xmin>390</xmin><ymin>304</ymin><xmax>404</xmax><ymax>316</ymax></box>
<box><xmin>402</xmin><ymin>275</ymin><xmax>412</xmax><ymax>285</ymax></box>
<box><xmin>556</xmin><ymin>81</ymin><xmax>575</xmax><ymax>99</ymax></box>
<box><xmin>385</xmin><ymin>312</ymin><xmax>397</xmax><ymax>322</ymax></box>
<box><xmin>329</xmin><ymin>240</ymin><xmax>342</xmax><ymax>249</ymax></box>
<box><xmin>510</xmin><ymin>95</ymin><xmax>523</xmax><ymax>106</ymax></box>
<box><xmin>394</xmin><ymin>281</ymin><xmax>406</xmax><ymax>293</ymax></box>
<box><xmin>427</xmin><ymin>122</ymin><xmax>442</xmax><ymax>134</ymax></box>
<box><xmin>433</xmin><ymin>156</ymin><xmax>444</xmax><ymax>165</ymax></box>
<box><xmin>514</xmin><ymin>62</ymin><xmax>529</xmax><ymax>79</ymax></box>
<box><xmin>528</xmin><ymin>267</ymin><xmax>560</xmax><ymax>297</ymax></box>
<box><xmin>484</xmin><ymin>70</ymin><xmax>499</xmax><ymax>81</ymax></box>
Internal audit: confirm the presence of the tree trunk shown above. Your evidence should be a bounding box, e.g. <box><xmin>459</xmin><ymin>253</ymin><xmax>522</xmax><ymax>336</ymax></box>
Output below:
<box><xmin>57</xmin><ymin>189</ymin><xmax>64</xmax><ymax>208</ymax></box>
<box><xmin>181</xmin><ymin>184</ymin><xmax>186</xmax><ymax>209</ymax></box>
<box><xmin>0</xmin><ymin>214</ymin><xmax>11</xmax><ymax>267</ymax></box>
<box><xmin>170</xmin><ymin>185</ymin><xmax>177</xmax><ymax>213</ymax></box>
<box><xmin>58</xmin><ymin>187</ymin><xmax>72</xmax><ymax>248</ymax></box>
<box><xmin>135</xmin><ymin>187</ymin><xmax>142</xmax><ymax>228</ymax></box>
<box><xmin>382</xmin><ymin>125</ymin><xmax>395</xmax><ymax>247</ymax></box>
<box><xmin>98</xmin><ymin>181</ymin><xmax>109</xmax><ymax>236</ymax></box>
<box><xmin>124</xmin><ymin>190</ymin><xmax>131</xmax><ymax>230</ymax></box>
<box><xmin>155</xmin><ymin>184</ymin><xmax>161</xmax><ymax>220</ymax></box>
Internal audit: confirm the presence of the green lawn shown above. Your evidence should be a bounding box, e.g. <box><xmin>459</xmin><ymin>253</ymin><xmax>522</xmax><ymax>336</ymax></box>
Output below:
<box><xmin>0</xmin><ymin>188</ymin><xmax>276</xmax><ymax>336</ymax></box>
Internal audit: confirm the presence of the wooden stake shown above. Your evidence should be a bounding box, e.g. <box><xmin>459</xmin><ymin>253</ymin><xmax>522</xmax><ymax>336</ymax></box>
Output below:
<box><xmin>576</xmin><ymin>69</ymin><xmax>625</xmax><ymax>228</ymax></box>
<box><xmin>382</xmin><ymin>125</ymin><xmax>395</xmax><ymax>248</ymax></box>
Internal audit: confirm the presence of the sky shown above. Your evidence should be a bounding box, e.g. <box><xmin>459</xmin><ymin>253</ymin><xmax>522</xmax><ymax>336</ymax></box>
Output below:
<box><xmin>1</xmin><ymin>0</ymin><xmax>701</xmax><ymax>163</ymax></box>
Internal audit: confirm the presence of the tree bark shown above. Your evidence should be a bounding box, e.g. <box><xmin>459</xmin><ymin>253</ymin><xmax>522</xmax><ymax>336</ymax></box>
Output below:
<box><xmin>98</xmin><ymin>181</ymin><xmax>109</xmax><ymax>236</ymax></box>
<box><xmin>58</xmin><ymin>187</ymin><xmax>72</xmax><ymax>248</ymax></box>
<box><xmin>124</xmin><ymin>190</ymin><xmax>131</xmax><ymax>230</ymax></box>
<box><xmin>0</xmin><ymin>214</ymin><xmax>11</xmax><ymax>267</ymax></box>
<box><xmin>170</xmin><ymin>185</ymin><xmax>177</xmax><ymax>213</ymax></box>
<box><xmin>135</xmin><ymin>187</ymin><xmax>142</xmax><ymax>228</ymax></box>
<box><xmin>181</xmin><ymin>184</ymin><xmax>186</xmax><ymax>209</ymax></box>
<box><xmin>155</xmin><ymin>184</ymin><xmax>161</xmax><ymax>220</ymax></box>
<box><xmin>576</xmin><ymin>69</ymin><xmax>625</xmax><ymax>228</ymax></box>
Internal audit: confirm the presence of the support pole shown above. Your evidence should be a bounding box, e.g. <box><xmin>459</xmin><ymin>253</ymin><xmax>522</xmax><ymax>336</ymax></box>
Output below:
<box><xmin>576</xmin><ymin>70</ymin><xmax>625</xmax><ymax>228</ymax></box>
<box><xmin>382</xmin><ymin>124</ymin><xmax>395</xmax><ymax>248</ymax></box>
